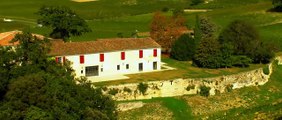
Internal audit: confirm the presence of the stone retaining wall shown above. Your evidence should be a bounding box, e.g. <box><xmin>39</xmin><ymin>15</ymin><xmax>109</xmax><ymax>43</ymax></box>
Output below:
<box><xmin>103</xmin><ymin>57</ymin><xmax>281</xmax><ymax>101</ymax></box>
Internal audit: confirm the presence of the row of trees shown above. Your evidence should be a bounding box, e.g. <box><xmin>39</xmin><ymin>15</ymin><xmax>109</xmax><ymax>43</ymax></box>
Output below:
<box><xmin>0</xmin><ymin>33</ymin><xmax>116</xmax><ymax>119</ymax></box>
<box><xmin>170</xmin><ymin>16</ymin><xmax>275</xmax><ymax>68</ymax></box>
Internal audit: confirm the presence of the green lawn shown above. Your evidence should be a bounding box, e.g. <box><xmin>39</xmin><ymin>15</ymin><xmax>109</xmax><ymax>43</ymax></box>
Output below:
<box><xmin>0</xmin><ymin>0</ymin><xmax>188</xmax><ymax>19</ymax></box>
<box><xmin>1</xmin><ymin>0</ymin><xmax>282</xmax><ymax>50</ymax></box>
<box><xmin>118</xmin><ymin>97</ymin><xmax>194</xmax><ymax>120</ymax></box>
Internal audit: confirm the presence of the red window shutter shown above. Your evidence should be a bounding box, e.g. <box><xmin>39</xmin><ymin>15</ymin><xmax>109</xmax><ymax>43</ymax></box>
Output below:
<box><xmin>55</xmin><ymin>57</ymin><xmax>59</xmax><ymax>63</ymax></box>
<box><xmin>121</xmin><ymin>52</ymin><xmax>125</xmax><ymax>60</ymax></box>
<box><xmin>139</xmin><ymin>50</ymin><xmax>143</xmax><ymax>58</ymax></box>
<box><xmin>153</xmin><ymin>49</ymin><xmax>157</xmax><ymax>57</ymax></box>
<box><xmin>100</xmin><ymin>53</ymin><xmax>104</xmax><ymax>62</ymax></box>
<box><xmin>80</xmin><ymin>55</ymin><xmax>84</xmax><ymax>64</ymax></box>
<box><xmin>63</xmin><ymin>56</ymin><xmax>66</xmax><ymax>63</ymax></box>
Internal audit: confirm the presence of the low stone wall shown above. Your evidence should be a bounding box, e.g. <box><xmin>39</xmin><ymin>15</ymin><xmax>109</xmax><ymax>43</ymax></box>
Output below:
<box><xmin>276</xmin><ymin>56</ymin><xmax>282</xmax><ymax>65</ymax></box>
<box><xmin>103</xmin><ymin>57</ymin><xmax>281</xmax><ymax>101</ymax></box>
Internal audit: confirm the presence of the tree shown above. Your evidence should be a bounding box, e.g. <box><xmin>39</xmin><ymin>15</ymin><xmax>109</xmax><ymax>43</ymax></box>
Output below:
<box><xmin>170</xmin><ymin>34</ymin><xmax>196</xmax><ymax>61</ymax></box>
<box><xmin>193</xmin><ymin>37</ymin><xmax>222</xmax><ymax>68</ymax></box>
<box><xmin>0</xmin><ymin>32</ymin><xmax>116</xmax><ymax>120</ymax></box>
<box><xmin>194</xmin><ymin>15</ymin><xmax>202</xmax><ymax>47</ymax></box>
<box><xmin>37</xmin><ymin>6</ymin><xmax>91</xmax><ymax>41</ymax></box>
<box><xmin>272</xmin><ymin>0</ymin><xmax>282</xmax><ymax>12</ymax></box>
<box><xmin>0</xmin><ymin>47</ymin><xmax>17</xmax><ymax>99</ymax></box>
<box><xmin>191</xmin><ymin>0</ymin><xmax>205</xmax><ymax>6</ymax></box>
<box><xmin>150</xmin><ymin>12</ymin><xmax>186</xmax><ymax>53</ymax></box>
<box><xmin>231</xmin><ymin>56</ymin><xmax>252</xmax><ymax>68</ymax></box>
<box><xmin>219</xmin><ymin>42</ymin><xmax>234</xmax><ymax>68</ymax></box>
<box><xmin>219</xmin><ymin>20</ymin><xmax>259</xmax><ymax>56</ymax></box>
<box><xmin>194</xmin><ymin>15</ymin><xmax>216</xmax><ymax>48</ymax></box>
<box><xmin>250</xmin><ymin>42</ymin><xmax>275</xmax><ymax>64</ymax></box>
<box><xmin>219</xmin><ymin>20</ymin><xmax>274</xmax><ymax>64</ymax></box>
<box><xmin>172</xmin><ymin>8</ymin><xmax>184</xmax><ymax>17</ymax></box>
<box><xmin>199</xmin><ymin>16</ymin><xmax>216</xmax><ymax>39</ymax></box>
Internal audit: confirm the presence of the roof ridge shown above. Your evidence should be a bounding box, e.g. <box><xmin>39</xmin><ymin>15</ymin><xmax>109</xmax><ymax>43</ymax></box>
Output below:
<box><xmin>0</xmin><ymin>30</ymin><xmax>19</xmax><ymax>41</ymax></box>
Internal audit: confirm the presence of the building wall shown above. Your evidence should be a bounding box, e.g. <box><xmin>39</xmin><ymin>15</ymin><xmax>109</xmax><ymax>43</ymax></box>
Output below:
<box><xmin>56</xmin><ymin>48</ymin><xmax>161</xmax><ymax>77</ymax></box>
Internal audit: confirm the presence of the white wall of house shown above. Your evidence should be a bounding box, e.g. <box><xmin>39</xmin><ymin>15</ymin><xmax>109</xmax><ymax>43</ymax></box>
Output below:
<box><xmin>56</xmin><ymin>48</ymin><xmax>161</xmax><ymax>78</ymax></box>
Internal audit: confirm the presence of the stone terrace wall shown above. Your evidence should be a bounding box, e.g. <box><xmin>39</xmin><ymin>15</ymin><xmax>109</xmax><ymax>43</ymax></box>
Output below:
<box><xmin>103</xmin><ymin>57</ymin><xmax>281</xmax><ymax>101</ymax></box>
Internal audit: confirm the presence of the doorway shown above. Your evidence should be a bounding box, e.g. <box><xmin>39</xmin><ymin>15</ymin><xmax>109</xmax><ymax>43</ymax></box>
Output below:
<box><xmin>85</xmin><ymin>66</ymin><xmax>99</xmax><ymax>76</ymax></box>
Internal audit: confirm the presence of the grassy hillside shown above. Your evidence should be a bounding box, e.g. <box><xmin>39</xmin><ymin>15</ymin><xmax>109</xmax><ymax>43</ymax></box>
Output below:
<box><xmin>0</xmin><ymin>0</ymin><xmax>282</xmax><ymax>50</ymax></box>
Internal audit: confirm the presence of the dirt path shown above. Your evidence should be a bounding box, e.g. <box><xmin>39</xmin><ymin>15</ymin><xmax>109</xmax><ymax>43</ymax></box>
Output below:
<box><xmin>0</xmin><ymin>17</ymin><xmax>37</xmax><ymax>25</ymax></box>
<box><xmin>184</xmin><ymin>9</ymin><xmax>212</xmax><ymax>13</ymax></box>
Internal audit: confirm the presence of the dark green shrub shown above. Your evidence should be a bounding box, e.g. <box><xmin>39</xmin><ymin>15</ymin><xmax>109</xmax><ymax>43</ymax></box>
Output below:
<box><xmin>199</xmin><ymin>86</ymin><xmax>211</xmax><ymax>97</ymax></box>
<box><xmin>170</xmin><ymin>34</ymin><xmax>196</xmax><ymax>61</ymax></box>
<box><xmin>108</xmin><ymin>88</ymin><xmax>119</xmax><ymax>95</ymax></box>
<box><xmin>137</xmin><ymin>83</ymin><xmax>148</xmax><ymax>95</ymax></box>
<box><xmin>162</xmin><ymin>7</ymin><xmax>169</xmax><ymax>12</ymax></box>
<box><xmin>272</xmin><ymin>0</ymin><xmax>282</xmax><ymax>12</ymax></box>
<box><xmin>231</xmin><ymin>56</ymin><xmax>252</xmax><ymax>67</ymax></box>
<box><xmin>191</xmin><ymin>0</ymin><xmax>204</xmax><ymax>6</ymax></box>
<box><xmin>123</xmin><ymin>87</ymin><xmax>132</xmax><ymax>93</ymax></box>
<box><xmin>186</xmin><ymin>85</ymin><xmax>195</xmax><ymax>91</ymax></box>
<box><xmin>263</xmin><ymin>65</ymin><xmax>270</xmax><ymax>75</ymax></box>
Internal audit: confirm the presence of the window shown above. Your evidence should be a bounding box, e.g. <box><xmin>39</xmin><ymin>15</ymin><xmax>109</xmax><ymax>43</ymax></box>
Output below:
<box><xmin>80</xmin><ymin>55</ymin><xmax>84</xmax><ymax>64</ymax></box>
<box><xmin>101</xmin><ymin>68</ymin><xmax>103</xmax><ymax>72</ymax></box>
<box><xmin>85</xmin><ymin>66</ymin><xmax>99</xmax><ymax>76</ymax></box>
<box><xmin>139</xmin><ymin>50</ymin><xmax>143</xmax><ymax>58</ymax></box>
<box><xmin>153</xmin><ymin>62</ymin><xmax>157</xmax><ymax>70</ymax></box>
<box><xmin>117</xmin><ymin>65</ymin><xmax>120</xmax><ymax>70</ymax></box>
<box><xmin>139</xmin><ymin>63</ymin><xmax>143</xmax><ymax>71</ymax></box>
<box><xmin>121</xmin><ymin>52</ymin><xmax>125</xmax><ymax>60</ymax></box>
<box><xmin>126</xmin><ymin>64</ymin><xmax>129</xmax><ymax>69</ymax></box>
<box><xmin>153</xmin><ymin>49</ymin><xmax>157</xmax><ymax>57</ymax></box>
<box><xmin>100</xmin><ymin>53</ymin><xmax>104</xmax><ymax>62</ymax></box>
<box><xmin>58</xmin><ymin>57</ymin><xmax>62</xmax><ymax>63</ymax></box>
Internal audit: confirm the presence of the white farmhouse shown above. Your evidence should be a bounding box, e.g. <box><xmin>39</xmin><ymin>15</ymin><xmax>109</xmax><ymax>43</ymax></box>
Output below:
<box><xmin>49</xmin><ymin>38</ymin><xmax>161</xmax><ymax>78</ymax></box>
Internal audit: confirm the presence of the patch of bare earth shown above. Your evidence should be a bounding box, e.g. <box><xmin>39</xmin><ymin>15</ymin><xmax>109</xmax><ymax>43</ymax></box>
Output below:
<box><xmin>118</xmin><ymin>102</ymin><xmax>173</xmax><ymax>120</ymax></box>
<box><xmin>183</xmin><ymin>92</ymin><xmax>250</xmax><ymax>116</ymax></box>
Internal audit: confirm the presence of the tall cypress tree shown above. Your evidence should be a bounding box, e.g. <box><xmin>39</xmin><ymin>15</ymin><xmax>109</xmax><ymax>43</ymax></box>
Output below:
<box><xmin>194</xmin><ymin>15</ymin><xmax>202</xmax><ymax>48</ymax></box>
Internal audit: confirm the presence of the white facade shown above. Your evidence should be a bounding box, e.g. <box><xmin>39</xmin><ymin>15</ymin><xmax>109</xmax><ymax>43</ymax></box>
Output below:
<box><xmin>56</xmin><ymin>48</ymin><xmax>161</xmax><ymax>78</ymax></box>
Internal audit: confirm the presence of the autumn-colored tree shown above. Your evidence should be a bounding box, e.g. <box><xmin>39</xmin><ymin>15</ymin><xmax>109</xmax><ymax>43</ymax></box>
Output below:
<box><xmin>150</xmin><ymin>11</ymin><xmax>186</xmax><ymax>53</ymax></box>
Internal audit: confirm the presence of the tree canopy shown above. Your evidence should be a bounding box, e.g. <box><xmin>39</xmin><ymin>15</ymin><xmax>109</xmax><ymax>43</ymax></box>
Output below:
<box><xmin>150</xmin><ymin>11</ymin><xmax>186</xmax><ymax>53</ymax></box>
<box><xmin>219</xmin><ymin>20</ymin><xmax>260</xmax><ymax>56</ymax></box>
<box><xmin>219</xmin><ymin>20</ymin><xmax>274</xmax><ymax>64</ymax></box>
<box><xmin>170</xmin><ymin>34</ymin><xmax>196</xmax><ymax>61</ymax></box>
<box><xmin>272</xmin><ymin>0</ymin><xmax>282</xmax><ymax>12</ymax></box>
<box><xmin>37</xmin><ymin>6</ymin><xmax>91</xmax><ymax>41</ymax></box>
<box><xmin>193</xmin><ymin>37</ymin><xmax>222</xmax><ymax>68</ymax></box>
<box><xmin>0</xmin><ymin>32</ymin><xmax>116</xmax><ymax>119</ymax></box>
<box><xmin>191</xmin><ymin>0</ymin><xmax>205</xmax><ymax>6</ymax></box>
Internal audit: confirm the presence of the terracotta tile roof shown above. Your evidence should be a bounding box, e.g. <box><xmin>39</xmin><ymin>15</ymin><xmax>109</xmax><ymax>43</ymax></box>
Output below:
<box><xmin>49</xmin><ymin>38</ymin><xmax>161</xmax><ymax>56</ymax></box>
<box><xmin>0</xmin><ymin>30</ymin><xmax>46</xmax><ymax>46</ymax></box>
